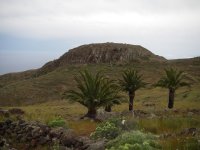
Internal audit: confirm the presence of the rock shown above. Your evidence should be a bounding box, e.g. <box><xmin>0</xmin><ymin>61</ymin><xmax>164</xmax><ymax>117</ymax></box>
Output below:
<box><xmin>134</xmin><ymin>110</ymin><xmax>148</xmax><ymax>117</ymax></box>
<box><xmin>38</xmin><ymin>124</ymin><xmax>50</xmax><ymax>136</ymax></box>
<box><xmin>31</xmin><ymin>126</ymin><xmax>41</xmax><ymax>138</ymax></box>
<box><xmin>0</xmin><ymin>119</ymin><xmax>97</xmax><ymax>149</ymax></box>
<box><xmin>18</xmin><ymin>119</ymin><xmax>25</xmax><ymax>125</ymax></box>
<box><xmin>59</xmin><ymin>146</ymin><xmax>73</xmax><ymax>150</ymax></box>
<box><xmin>144</xmin><ymin>103</ymin><xmax>155</xmax><ymax>107</ymax></box>
<box><xmin>149</xmin><ymin>113</ymin><xmax>157</xmax><ymax>119</ymax></box>
<box><xmin>20</xmin><ymin>137</ymin><xmax>27</xmax><ymax>142</ymax></box>
<box><xmin>0</xmin><ymin>137</ymin><xmax>5</xmax><ymax>147</ymax></box>
<box><xmin>9</xmin><ymin>108</ymin><xmax>25</xmax><ymax>115</ymax></box>
<box><xmin>173</xmin><ymin>109</ymin><xmax>179</xmax><ymax>113</ymax></box>
<box><xmin>86</xmin><ymin>140</ymin><xmax>105</xmax><ymax>150</ymax></box>
<box><xmin>77</xmin><ymin>136</ymin><xmax>91</xmax><ymax>145</ymax></box>
<box><xmin>187</xmin><ymin>112</ymin><xmax>194</xmax><ymax>116</ymax></box>
<box><xmin>49</xmin><ymin>127</ymin><xmax>65</xmax><ymax>139</ymax></box>
<box><xmin>187</xmin><ymin>109</ymin><xmax>200</xmax><ymax>114</ymax></box>
<box><xmin>60</xmin><ymin>129</ymin><xmax>77</xmax><ymax>147</ymax></box>
<box><xmin>38</xmin><ymin>136</ymin><xmax>50</xmax><ymax>145</ymax></box>
<box><xmin>0</xmin><ymin>121</ymin><xmax>4</xmax><ymax>127</ymax></box>
<box><xmin>6</xmin><ymin>129</ymin><xmax>12</xmax><ymax>135</ymax></box>
<box><xmin>5</xmin><ymin>119</ymin><xmax>12</xmax><ymax>125</ymax></box>
<box><xmin>30</xmin><ymin>139</ymin><xmax>37</xmax><ymax>147</ymax></box>
<box><xmin>10</xmin><ymin>122</ymin><xmax>17</xmax><ymax>129</ymax></box>
<box><xmin>96</xmin><ymin>111</ymin><xmax>118</xmax><ymax>121</ymax></box>
<box><xmin>0</xmin><ymin>109</ymin><xmax>10</xmax><ymax>117</ymax></box>
<box><xmin>16</xmin><ymin>134</ymin><xmax>23</xmax><ymax>140</ymax></box>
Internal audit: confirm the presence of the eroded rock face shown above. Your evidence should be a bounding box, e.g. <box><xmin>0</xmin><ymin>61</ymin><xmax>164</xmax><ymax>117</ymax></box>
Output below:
<box><xmin>39</xmin><ymin>43</ymin><xmax>166</xmax><ymax>75</ymax></box>
<box><xmin>60</xmin><ymin>43</ymin><xmax>166</xmax><ymax>64</ymax></box>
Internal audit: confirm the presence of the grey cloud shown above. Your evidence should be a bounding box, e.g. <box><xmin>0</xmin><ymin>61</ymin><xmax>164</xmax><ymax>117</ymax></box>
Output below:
<box><xmin>0</xmin><ymin>0</ymin><xmax>199</xmax><ymax>59</ymax></box>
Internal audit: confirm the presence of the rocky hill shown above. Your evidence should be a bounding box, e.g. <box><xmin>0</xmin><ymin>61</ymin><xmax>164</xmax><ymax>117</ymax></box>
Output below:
<box><xmin>59</xmin><ymin>42</ymin><xmax>166</xmax><ymax>63</ymax></box>
<box><xmin>37</xmin><ymin>43</ymin><xmax>166</xmax><ymax>75</ymax></box>
<box><xmin>0</xmin><ymin>43</ymin><xmax>199</xmax><ymax>106</ymax></box>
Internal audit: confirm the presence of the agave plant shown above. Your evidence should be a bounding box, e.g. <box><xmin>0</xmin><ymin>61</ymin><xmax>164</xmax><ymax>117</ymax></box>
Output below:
<box><xmin>120</xmin><ymin>69</ymin><xmax>146</xmax><ymax>111</ymax></box>
<box><xmin>64</xmin><ymin>70</ymin><xmax>122</xmax><ymax>118</ymax></box>
<box><xmin>155</xmin><ymin>68</ymin><xmax>190</xmax><ymax>109</ymax></box>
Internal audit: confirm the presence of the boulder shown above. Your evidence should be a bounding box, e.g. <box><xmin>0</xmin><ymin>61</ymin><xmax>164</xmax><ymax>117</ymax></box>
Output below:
<box><xmin>5</xmin><ymin>119</ymin><xmax>12</xmax><ymax>125</ymax></box>
<box><xmin>0</xmin><ymin>109</ymin><xmax>9</xmax><ymax>117</ymax></box>
<box><xmin>49</xmin><ymin>127</ymin><xmax>65</xmax><ymax>139</ymax></box>
<box><xmin>60</xmin><ymin>129</ymin><xmax>78</xmax><ymax>147</ymax></box>
<box><xmin>86</xmin><ymin>140</ymin><xmax>106</xmax><ymax>150</ymax></box>
<box><xmin>38</xmin><ymin>136</ymin><xmax>50</xmax><ymax>145</ymax></box>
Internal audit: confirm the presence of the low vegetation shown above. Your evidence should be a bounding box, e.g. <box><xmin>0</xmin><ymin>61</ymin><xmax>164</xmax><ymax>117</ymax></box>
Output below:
<box><xmin>48</xmin><ymin>117</ymin><xmax>66</xmax><ymax>128</ymax></box>
<box><xmin>90</xmin><ymin>121</ymin><xmax>121</xmax><ymax>140</ymax></box>
<box><xmin>106</xmin><ymin>130</ymin><xmax>161</xmax><ymax>150</ymax></box>
<box><xmin>0</xmin><ymin>63</ymin><xmax>199</xmax><ymax>149</ymax></box>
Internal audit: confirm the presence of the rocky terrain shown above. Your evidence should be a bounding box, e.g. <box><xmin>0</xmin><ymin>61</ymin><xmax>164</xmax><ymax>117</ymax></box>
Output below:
<box><xmin>0</xmin><ymin>118</ymin><xmax>105</xmax><ymax>150</ymax></box>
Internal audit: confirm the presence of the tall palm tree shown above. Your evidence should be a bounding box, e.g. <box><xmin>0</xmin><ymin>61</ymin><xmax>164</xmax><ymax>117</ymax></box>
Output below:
<box><xmin>120</xmin><ymin>69</ymin><xmax>146</xmax><ymax>111</ymax></box>
<box><xmin>155</xmin><ymin>68</ymin><xmax>190</xmax><ymax>109</ymax></box>
<box><xmin>64</xmin><ymin>70</ymin><xmax>121</xmax><ymax>119</ymax></box>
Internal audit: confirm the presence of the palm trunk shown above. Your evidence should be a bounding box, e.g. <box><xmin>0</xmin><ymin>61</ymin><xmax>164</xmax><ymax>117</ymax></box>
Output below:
<box><xmin>129</xmin><ymin>91</ymin><xmax>135</xmax><ymax>111</ymax></box>
<box><xmin>105</xmin><ymin>105</ymin><xmax>111</xmax><ymax>112</ymax></box>
<box><xmin>85</xmin><ymin>108</ymin><xmax>97</xmax><ymax>119</ymax></box>
<box><xmin>168</xmin><ymin>89</ymin><xmax>175</xmax><ymax>109</ymax></box>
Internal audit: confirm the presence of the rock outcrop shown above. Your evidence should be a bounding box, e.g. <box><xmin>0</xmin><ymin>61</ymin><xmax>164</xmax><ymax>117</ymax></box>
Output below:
<box><xmin>0</xmin><ymin>119</ymin><xmax>105</xmax><ymax>150</ymax></box>
<box><xmin>38</xmin><ymin>42</ymin><xmax>166</xmax><ymax>75</ymax></box>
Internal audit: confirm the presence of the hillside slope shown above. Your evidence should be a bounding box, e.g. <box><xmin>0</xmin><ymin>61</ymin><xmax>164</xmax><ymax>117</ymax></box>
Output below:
<box><xmin>0</xmin><ymin>43</ymin><xmax>199</xmax><ymax>106</ymax></box>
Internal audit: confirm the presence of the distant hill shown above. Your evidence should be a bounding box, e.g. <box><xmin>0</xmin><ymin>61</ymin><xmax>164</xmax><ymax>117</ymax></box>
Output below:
<box><xmin>37</xmin><ymin>43</ymin><xmax>166</xmax><ymax>75</ymax></box>
<box><xmin>0</xmin><ymin>43</ymin><xmax>199</xmax><ymax>106</ymax></box>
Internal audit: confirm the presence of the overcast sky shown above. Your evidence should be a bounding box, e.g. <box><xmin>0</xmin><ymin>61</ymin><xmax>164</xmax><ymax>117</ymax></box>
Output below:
<box><xmin>0</xmin><ymin>0</ymin><xmax>200</xmax><ymax>74</ymax></box>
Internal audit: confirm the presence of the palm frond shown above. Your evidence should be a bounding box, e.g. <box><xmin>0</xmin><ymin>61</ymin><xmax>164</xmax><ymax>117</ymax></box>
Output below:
<box><xmin>119</xmin><ymin>69</ymin><xmax>146</xmax><ymax>92</ymax></box>
<box><xmin>155</xmin><ymin>67</ymin><xmax>191</xmax><ymax>90</ymax></box>
<box><xmin>63</xmin><ymin>70</ymin><xmax>123</xmax><ymax>109</ymax></box>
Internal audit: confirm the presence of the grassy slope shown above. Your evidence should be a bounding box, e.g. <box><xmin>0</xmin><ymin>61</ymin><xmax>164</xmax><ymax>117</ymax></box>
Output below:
<box><xmin>0</xmin><ymin>59</ymin><xmax>199</xmax><ymax>106</ymax></box>
<box><xmin>0</xmin><ymin>59</ymin><xmax>200</xmax><ymax>149</ymax></box>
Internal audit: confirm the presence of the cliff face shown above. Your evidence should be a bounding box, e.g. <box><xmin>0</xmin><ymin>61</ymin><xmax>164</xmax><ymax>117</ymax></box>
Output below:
<box><xmin>59</xmin><ymin>43</ymin><xmax>166</xmax><ymax>64</ymax></box>
<box><xmin>38</xmin><ymin>43</ymin><xmax>166</xmax><ymax>75</ymax></box>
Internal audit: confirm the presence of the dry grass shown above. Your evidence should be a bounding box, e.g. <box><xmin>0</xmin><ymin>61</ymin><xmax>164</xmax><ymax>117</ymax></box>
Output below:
<box><xmin>2</xmin><ymin>82</ymin><xmax>199</xmax><ymax>136</ymax></box>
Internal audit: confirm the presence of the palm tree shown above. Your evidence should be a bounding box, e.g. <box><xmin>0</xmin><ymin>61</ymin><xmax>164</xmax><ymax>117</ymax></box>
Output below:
<box><xmin>64</xmin><ymin>70</ymin><xmax>121</xmax><ymax>119</ymax></box>
<box><xmin>155</xmin><ymin>68</ymin><xmax>190</xmax><ymax>109</ymax></box>
<box><xmin>120</xmin><ymin>69</ymin><xmax>146</xmax><ymax>111</ymax></box>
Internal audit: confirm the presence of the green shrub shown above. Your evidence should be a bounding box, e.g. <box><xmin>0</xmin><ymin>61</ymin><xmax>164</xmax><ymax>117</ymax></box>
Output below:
<box><xmin>90</xmin><ymin>121</ymin><xmax>121</xmax><ymax>139</ymax></box>
<box><xmin>48</xmin><ymin>118</ymin><xmax>66</xmax><ymax>128</ymax></box>
<box><xmin>107</xmin><ymin>117</ymin><xmax>123</xmax><ymax>127</ymax></box>
<box><xmin>122</xmin><ymin>117</ymin><xmax>139</xmax><ymax>131</ymax></box>
<box><xmin>106</xmin><ymin>130</ymin><xmax>161</xmax><ymax>150</ymax></box>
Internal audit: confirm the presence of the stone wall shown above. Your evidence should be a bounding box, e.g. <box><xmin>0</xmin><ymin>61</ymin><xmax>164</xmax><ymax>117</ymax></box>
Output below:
<box><xmin>0</xmin><ymin>119</ymin><xmax>105</xmax><ymax>150</ymax></box>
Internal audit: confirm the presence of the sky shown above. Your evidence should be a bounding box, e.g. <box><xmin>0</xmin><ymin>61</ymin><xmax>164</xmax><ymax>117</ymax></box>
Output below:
<box><xmin>0</xmin><ymin>0</ymin><xmax>200</xmax><ymax>75</ymax></box>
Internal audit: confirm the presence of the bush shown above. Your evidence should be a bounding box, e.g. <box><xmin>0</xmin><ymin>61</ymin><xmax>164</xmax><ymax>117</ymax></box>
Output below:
<box><xmin>106</xmin><ymin>130</ymin><xmax>161</xmax><ymax>150</ymax></box>
<box><xmin>48</xmin><ymin>118</ymin><xmax>66</xmax><ymax>128</ymax></box>
<box><xmin>90</xmin><ymin>121</ymin><xmax>121</xmax><ymax>139</ymax></box>
<box><xmin>122</xmin><ymin>117</ymin><xmax>139</xmax><ymax>131</ymax></box>
<box><xmin>107</xmin><ymin>117</ymin><xmax>122</xmax><ymax>127</ymax></box>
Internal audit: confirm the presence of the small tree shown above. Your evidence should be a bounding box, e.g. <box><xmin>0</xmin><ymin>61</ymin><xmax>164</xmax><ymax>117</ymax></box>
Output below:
<box><xmin>155</xmin><ymin>68</ymin><xmax>190</xmax><ymax>109</ymax></box>
<box><xmin>120</xmin><ymin>69</ymin><xmax>146</xmax><ymax>111</ymax></box>
<box><xmin>64</xmin><ymin>70</ymin><xmax>121</xmax><ymax>119</ymax></box>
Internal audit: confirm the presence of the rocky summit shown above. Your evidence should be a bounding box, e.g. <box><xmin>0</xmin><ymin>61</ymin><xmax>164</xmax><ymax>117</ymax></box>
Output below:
<box><xmin>39</xmin><ymin>42</ymin><xmax>166</xmax><ymax>74</ymax></box>
<box><xmin>59</xmin><ymin>42</ymin><xmax>166</xmax><ymax>64</ymax></box>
